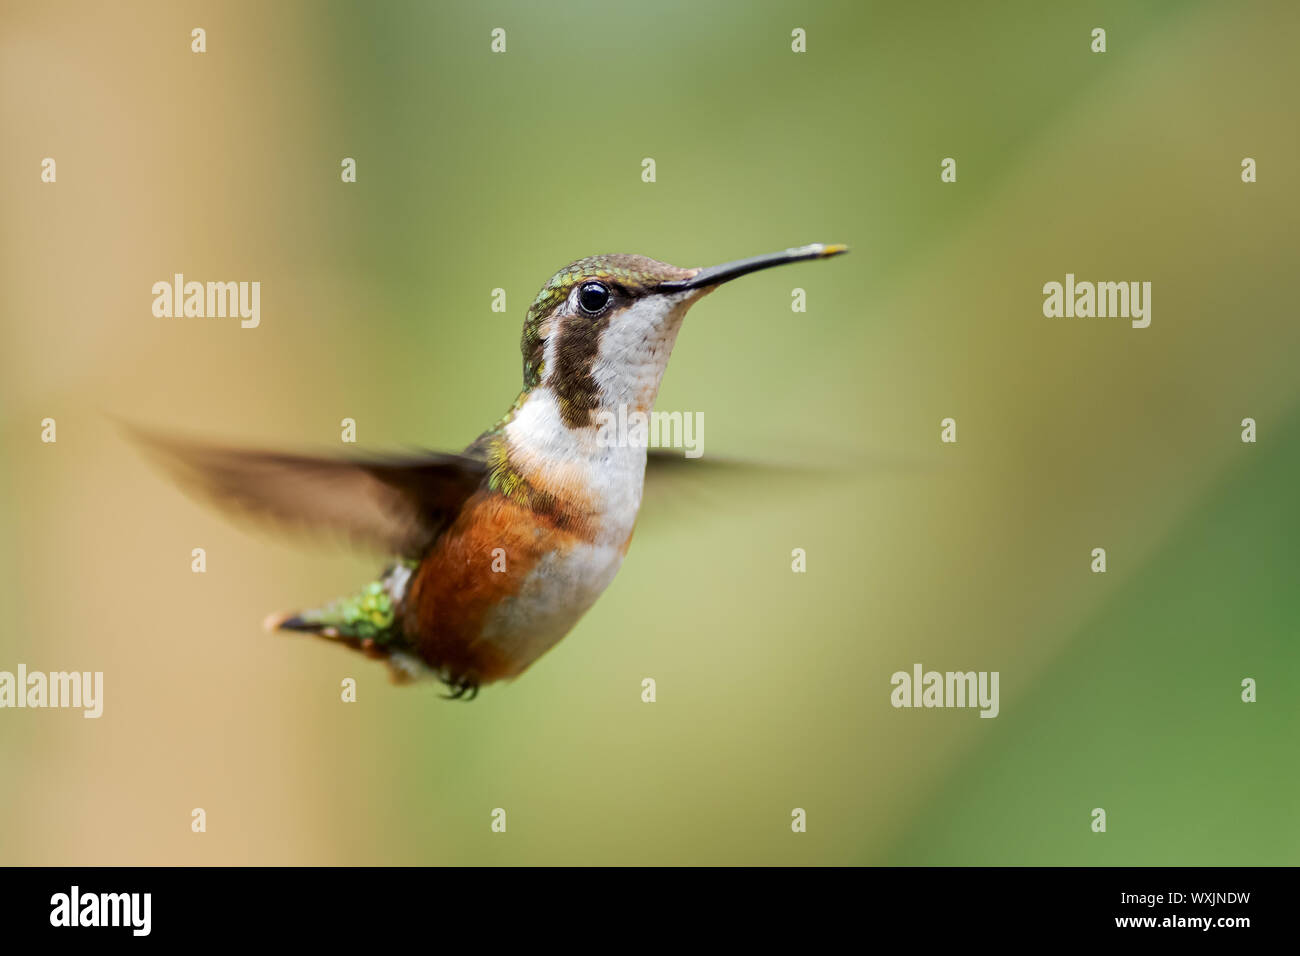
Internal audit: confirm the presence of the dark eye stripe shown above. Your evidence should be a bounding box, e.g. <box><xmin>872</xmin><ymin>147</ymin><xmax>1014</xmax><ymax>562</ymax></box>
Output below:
<box><xmin>551</xmin><ymin>308</ymin><xmax>612</xmax><ymax>428</ymax></box>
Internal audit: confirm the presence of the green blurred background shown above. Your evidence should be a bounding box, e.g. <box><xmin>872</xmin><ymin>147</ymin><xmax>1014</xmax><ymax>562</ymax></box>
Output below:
<box><xmin>1</xmin><ymin>0</ymin><xmax>1297</xmax><ymax>864</ymax></box>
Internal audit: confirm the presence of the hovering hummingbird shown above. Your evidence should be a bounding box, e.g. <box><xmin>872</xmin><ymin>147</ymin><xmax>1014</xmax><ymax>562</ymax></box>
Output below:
<box><xmin>137</xmin><ymin>243</ymin><xmax>847</xmax><ymax>697</ymax></box>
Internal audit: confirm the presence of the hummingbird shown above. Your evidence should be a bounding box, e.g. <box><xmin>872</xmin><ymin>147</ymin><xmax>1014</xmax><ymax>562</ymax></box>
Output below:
<box><xmin>136</xmin><ymin>243</ymin><xmax>847</xmax><ymax>697</ymax></box>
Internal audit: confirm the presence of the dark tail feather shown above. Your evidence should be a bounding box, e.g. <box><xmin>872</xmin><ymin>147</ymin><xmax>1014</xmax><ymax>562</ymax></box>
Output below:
<box><xmin>263</xmin><ymin>611</ymin><xmax>330</xmax><ymax>635</ymax></box>
<box><xmin>262</xmin><ymin>609</ymin><xmax>440</xmax><ymax>689</ymax></box>
<box><xmin>275</xmin><ymin>614</ymin><xmax>320</xmax><ymax>633</ymax></box>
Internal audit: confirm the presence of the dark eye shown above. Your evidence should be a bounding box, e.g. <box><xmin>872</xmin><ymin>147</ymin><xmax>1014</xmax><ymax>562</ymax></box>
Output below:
<box><xmin>578</xmin><ymin>281</ymin><xmax>611</xmax><ymax>315</ymax></box>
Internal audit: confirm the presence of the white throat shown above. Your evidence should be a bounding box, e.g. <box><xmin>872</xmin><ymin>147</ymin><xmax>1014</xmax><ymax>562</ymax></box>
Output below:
<box><xmin>503</xmin><ymin>290</ymin><xmax>699</xmax><ymax>542</ymax></box>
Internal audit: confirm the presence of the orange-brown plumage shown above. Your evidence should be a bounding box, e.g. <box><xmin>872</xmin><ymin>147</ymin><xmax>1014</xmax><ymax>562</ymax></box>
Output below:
<box><xmin>403</xmin><ymin>487</ymin><xmax>608</xmax><ymax>686</ymax></box>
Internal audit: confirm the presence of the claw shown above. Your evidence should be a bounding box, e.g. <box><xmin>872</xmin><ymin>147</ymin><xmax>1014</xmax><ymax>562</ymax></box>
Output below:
<box><xmin>439</xmin><ymin>677</ymin><xmax>480</xmax><ymax>701</ymax></box>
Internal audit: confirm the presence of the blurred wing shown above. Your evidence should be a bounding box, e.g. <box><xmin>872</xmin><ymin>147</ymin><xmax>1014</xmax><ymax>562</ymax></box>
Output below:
<box><xmin>644</xmin><ymin>448</ymin><xmax>811</xmax><ymax>479</ymax></box>
<box><xmin>130</xmin><ymin>427</ymin><xmax>487</xmax><ymax>558</ymax></box>
<box><xmin>642</xmin><ymin>449</ymin><xmax>833</xmax><ymax>525</ymax></box>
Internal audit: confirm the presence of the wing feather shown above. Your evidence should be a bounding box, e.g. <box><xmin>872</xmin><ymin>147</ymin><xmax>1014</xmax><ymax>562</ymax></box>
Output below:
<box><xmin>130</xmin><ymin>427</ymin><xmax>487</xmax><ymax>557</ymax></box>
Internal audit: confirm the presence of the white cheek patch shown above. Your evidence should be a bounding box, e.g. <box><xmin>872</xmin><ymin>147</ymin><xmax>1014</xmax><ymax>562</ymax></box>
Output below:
<box><xmin>539</xmin><ymin>315</ymin><xmax>559</xmax><ymax>379</ymax></box>
<box><xmin>592</xmin><ymin>291</ymin><xmax>694</xmax><ymax>413</ymax></box>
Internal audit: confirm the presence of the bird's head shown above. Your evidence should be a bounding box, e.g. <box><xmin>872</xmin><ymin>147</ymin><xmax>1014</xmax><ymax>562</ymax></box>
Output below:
<box><xmin>520</xmin><ymin>243</ymin><xmax>847</xmax><ymax>428</ymax></box>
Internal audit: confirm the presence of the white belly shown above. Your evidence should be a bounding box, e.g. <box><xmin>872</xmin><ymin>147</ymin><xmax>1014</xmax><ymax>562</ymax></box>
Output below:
<box><xmin>475</xmin><ymin>387</ymin><xmax>650</xmax><ymax>673</ymax></box>
<box><xmin>478</xmin><ymin>540</ymin><xmax>628</xmax><ymax>672</ymax></box>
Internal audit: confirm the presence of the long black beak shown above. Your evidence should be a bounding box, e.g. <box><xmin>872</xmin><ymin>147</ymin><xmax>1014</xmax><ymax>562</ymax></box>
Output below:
<box><xmin>657</xmin><ymin>243</ymin><xmax>848</xmax><ymax>292</ymax></box>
